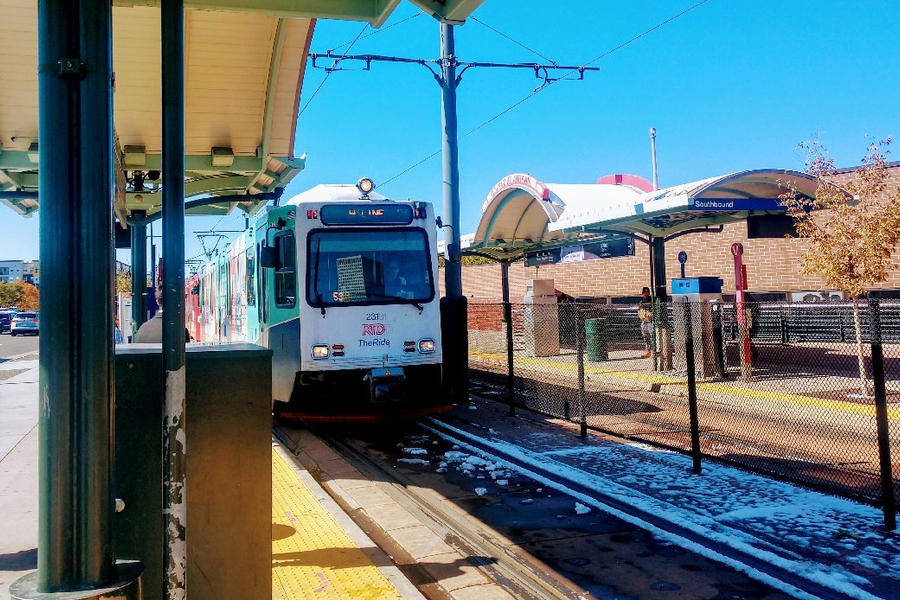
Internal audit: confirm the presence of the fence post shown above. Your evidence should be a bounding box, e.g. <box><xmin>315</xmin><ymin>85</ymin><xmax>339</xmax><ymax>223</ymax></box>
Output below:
<box><xmin>868</xmin><ymin>297</ymin><xmax>896</xmax><ymax>531</ymax></box>
<box><xmin>682</xmin><ymin>301</ymin><xmax>702</xmax><ymax>474</ymax></box>
<box><xmin>576</xmin><ymin>307</ymin><xmax>587</xmax><ymax>438</ymax></box>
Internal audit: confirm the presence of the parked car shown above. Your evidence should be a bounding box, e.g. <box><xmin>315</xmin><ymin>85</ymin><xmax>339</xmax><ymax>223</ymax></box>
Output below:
<box><xmin>0</xmin><ymin>309</ymin><xmax>17</xmax><ymax>333</ymax></box>
<box><xmin>10</xmin><ymin>311</ymin><xmax>39</xmax><ymax>336</ymax></box>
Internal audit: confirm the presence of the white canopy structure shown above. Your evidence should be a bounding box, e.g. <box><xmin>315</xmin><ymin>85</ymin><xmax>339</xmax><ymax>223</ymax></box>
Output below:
<box><xmin>466</xmin><ymin>169</ymin><xmax>824</xmax><ymax>261</ymax></box>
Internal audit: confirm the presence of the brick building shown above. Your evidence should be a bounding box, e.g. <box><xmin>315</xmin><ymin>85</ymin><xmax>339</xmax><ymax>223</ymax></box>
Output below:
<box><xmin>445</xmin><ymin>164</ymin><xmax>900</xmax><ymax>303</ymax></box>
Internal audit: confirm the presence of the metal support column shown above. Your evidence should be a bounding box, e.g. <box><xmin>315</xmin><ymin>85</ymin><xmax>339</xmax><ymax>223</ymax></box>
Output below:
<box><xmin>131</xmin><ymin>211</ymin><xmax>148</xmax><ymax>336</ymax></box>
<box><xmin>33</xmin><ymin>0</ymin><xmax>116</xmax><ymax>593</ymax></box>
<box><xmin>439</xmin><ymin>22</ymin><xmax>467</xmax><ymax>401</ymax></box>
<box><xmin>501</xmin><ymin>261</ymin><xmax>515</xmax><ymax>416</ymax></box>
<box><xmin>161</xmin><ymin>1</ymin><xmax>187</xmax><ymax>599</ymax></box>
<box><xmin>651</xmin><ymin>236</ymin><xmax>672</xmax><ymax>370</ymax></box>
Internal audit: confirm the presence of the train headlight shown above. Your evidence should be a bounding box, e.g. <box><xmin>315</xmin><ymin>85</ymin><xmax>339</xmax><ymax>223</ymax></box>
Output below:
<box><xmin>418</xmin><ymin>339</ymin><xmax>436</xmax><ymax>354</ymax></box>
<box><xmin>311</xmin><ymin>344</ymin><xmax>329</xmax><ymax>359</ymax></box>
<box><xmin>356</xmin><ymin>177</ymin><xmax>375</xmax><ymax>195</ymax></box>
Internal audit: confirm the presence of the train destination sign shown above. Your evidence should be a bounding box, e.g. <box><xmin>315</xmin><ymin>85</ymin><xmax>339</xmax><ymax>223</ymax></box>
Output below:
<box><xmin>320</xmin><ymin>203</ymin><xmax>413</xmax><ymax>225</ymax></box>
<box><xmin>690</xmin><ymin>198</ymin><xmax>784</xmax><ymax>211</ymax></box>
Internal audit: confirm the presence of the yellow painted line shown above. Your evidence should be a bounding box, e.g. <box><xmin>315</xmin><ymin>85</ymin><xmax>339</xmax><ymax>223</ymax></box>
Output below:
<box><xmin>471</xmin><ymin>351</ymin><xmax>900</xmax><ymax>421</ymax></box>
<box><xmin>271</xmin><ymin>449</ymin><xmax>402</xmax><ymax>600</ymax></box>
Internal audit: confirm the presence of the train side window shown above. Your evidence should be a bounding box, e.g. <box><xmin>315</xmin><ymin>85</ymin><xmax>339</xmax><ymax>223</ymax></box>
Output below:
<box><xmin>274</xmin><ymin>231</ymin><xmax>296</xmax><ymax>308</ymax></box>
<box><xmin>246</xmin><ymin>251</ymin><xmax>256</xmax><ymax>307</ymax></box>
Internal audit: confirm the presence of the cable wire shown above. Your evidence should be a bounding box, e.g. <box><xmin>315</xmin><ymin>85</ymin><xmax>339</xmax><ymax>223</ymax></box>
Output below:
<box><xmin>328</xmin><ymin>12</ymin><xmax>423</xmax><ymax>53</ymax></box>
<box><xmin>471</xmin><ymin>17</ymin><xmax>557</xmax><ymax>65</ymax></box>
<box><xmin>298</xmin><ymin>23</ymin><xmax>369</xmax><ymax>119</ymax></box>
<box><xmin>380</xmin><ymin>0</ymin><xmax>714</xmax><ymax>189</ymax></box>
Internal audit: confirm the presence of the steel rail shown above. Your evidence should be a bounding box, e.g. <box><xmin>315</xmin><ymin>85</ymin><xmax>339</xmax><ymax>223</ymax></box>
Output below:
<box><xmin>421</xmin><ymin>417</ymin><xmax>855</xmax><ymax>600</ymax></box>
<box><xmin>273</xmin><ymin>424</ymin><xmax>586</xmax><ymax>600</ymax></box>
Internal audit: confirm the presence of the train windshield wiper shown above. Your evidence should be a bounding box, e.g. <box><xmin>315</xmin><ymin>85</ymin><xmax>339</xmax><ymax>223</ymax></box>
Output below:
<box><xmin>375</xmin><ymin>293</ymin><xmax>423</xmax><ymax>312</ymax></box>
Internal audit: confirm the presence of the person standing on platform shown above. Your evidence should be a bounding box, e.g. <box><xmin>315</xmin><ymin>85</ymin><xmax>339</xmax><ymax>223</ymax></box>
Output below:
<box><xmin>637</xmin><ymin>286</ymin><xmax>654</xmax><ymax>358</ymax></box>
<box><xmin>134</xmin><ymin>287</ymin><xmax>190</xmax><ymax>343</ymax></box>
<box><xmin>114</xmin><ymin>315</ymin><xmax>124</xmax><ymax>344</ymax></box>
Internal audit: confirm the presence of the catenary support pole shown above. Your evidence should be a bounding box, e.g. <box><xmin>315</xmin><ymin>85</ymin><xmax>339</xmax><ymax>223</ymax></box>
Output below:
<box><xmin>868</xmin><ymin>298</ymin><xmax>896</xmax><ymax>531</ymax></box>
<box><xmin>161</xmin><ymin>0</ymin><xmax>187</xmax><ymax>598</ymax></box>
<box><xmin>35</xmin><ymin>0</ymin><xmax>116</xmax><ymax>591</ymax></box>
<box><xmin>131</xmin><ymin>211</ymin><xmax>147</xmax><ymax>337</ymax></box>
<box><xmin>439</xmin><ymin>22</ymin><xmax>468</xmax><ymax>401</ymax></box>
<box><xmin>501</xmin><ymin>261</ymin><xmax>515</xmax><ymax>416</ymax></box>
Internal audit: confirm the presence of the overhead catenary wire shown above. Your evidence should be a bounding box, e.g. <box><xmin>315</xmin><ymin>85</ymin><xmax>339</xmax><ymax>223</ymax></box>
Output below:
<box><xmin>298</xmin><ymin>22</ymin><xmax>369</xmax><ymax>119</ymax></box>
<box><xmin>380</xmin><ymin>0</ymin><xmax>715</xmax><ymax>189</ymax></box>
<box><xmin>327</xmin><ymin>12</ymin><xmax>423</xmax><ymax>53</ymax></box>
<box><xmin>470</xmin><ymin>16</ymin><xmax>558</xmax><ymax>65</ymax></box>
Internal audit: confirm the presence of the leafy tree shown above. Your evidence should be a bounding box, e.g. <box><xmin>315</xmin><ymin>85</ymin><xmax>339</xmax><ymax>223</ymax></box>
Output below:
<box><xmin>0</xmin><ymin>281</ymin><xmax>39</xmax><ymax>310</ymax></box>
<box><xmin>781</xmin><ymin>138</ymin><xmax>900</xmax><ymax>396</ymax></box>
<box><xmin>116</xmin><ymin>265</ymin><xmax>132</xmax><ymax>295</ymax></box>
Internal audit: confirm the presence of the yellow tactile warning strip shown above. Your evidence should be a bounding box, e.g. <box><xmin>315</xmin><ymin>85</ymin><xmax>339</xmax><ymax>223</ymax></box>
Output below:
<box><xmin>271</xmin><ymin>448</ymin><xmax>404</xmax><ymax>600</ymax></box>
<box><xmin>471</xmin><ymin>350</ymin><xmax>900</xmax><ymax>421</ymax></box>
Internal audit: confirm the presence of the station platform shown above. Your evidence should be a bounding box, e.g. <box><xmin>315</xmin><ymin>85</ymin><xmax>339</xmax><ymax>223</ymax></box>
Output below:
<box><xmin>3</xmin><ymin>357</ymin><xmax>898</xmax><ymax>600</ymax></box>
<box><xmin>0</xmin><ymin>363</ymin><xmax>508</xmax><ymax>600</ymax></box>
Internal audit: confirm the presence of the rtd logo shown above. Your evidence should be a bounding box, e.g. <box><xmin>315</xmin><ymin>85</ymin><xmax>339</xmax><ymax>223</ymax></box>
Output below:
<box><xmin>362</xmin><ymin>323</ymin><xmax>386</xmax><ymax>336</ymax></box>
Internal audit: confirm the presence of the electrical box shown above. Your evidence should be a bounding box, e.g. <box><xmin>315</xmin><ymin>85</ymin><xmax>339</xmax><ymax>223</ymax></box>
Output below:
<box><xmin>523</xmin><ymin>279</ymin><xmax>559</xmax><ymax>357</ymax></box>
<box><xmin>671</xmin><ymin>278</ymin><xmax>724</xmax><ymax>379</ymax></box>
<box><xmin>114</xmin><ymin>343</ymin><xmax>273</xmax><ymax>600</ymax></box>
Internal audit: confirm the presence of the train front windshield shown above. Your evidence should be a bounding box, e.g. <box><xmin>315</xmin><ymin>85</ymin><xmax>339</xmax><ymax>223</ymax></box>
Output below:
<box><xmin>307</xmin><ymin>229</ymin><xmax>434</xmax><ymax>307</ymax></box>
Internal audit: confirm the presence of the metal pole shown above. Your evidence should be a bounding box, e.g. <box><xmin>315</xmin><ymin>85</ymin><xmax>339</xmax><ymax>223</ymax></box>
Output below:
<box><xmin>682</xmin><ymin>301</ymin><xmax>702</xmax><ymax>474</ymax></box>
<box><xmin>439</xmin><ymin>22</ymin><xmax>467</xmax><ymax>401</ymax></box>
<box><xmin>868</xmin><ymin>298</ymin><xmax>896</xmax><ymax>531</ymax></box>
<box><xmin>36</xmin><ymin>0</ymin><xmax>116</xmax><ymax>590</ymax></box>
<box><xmin>501</xmin><ymin>261</ymin><xmax>515</xmax><ymax>416</ymax></box>
<box><xmin>131</xmin><ymin>211</ymin><xmax>147</xmax><ymax>336</ymax></box>
<box><xmin>576</xmin><ymin>308</ymin><xmax>587</xmax><ymax>438</ymax></box>
<box><xmin>440</xmin><ymin>23</ymin><xmax>461</xmax><ymax>298</ymax></box>
<box><xmin>652</xmin><ymin>236</ymin><xmax>671</xmax><ymax>371</ymax></box>
<box><xmin>650</xmin><ymin>127</ymin><xmax>659</xmax><ymax>191</ymax></box>
<box><xmin>161</xmin><ymin>1</ymin><xmax>187</xmax><ymax>598</ymax></box>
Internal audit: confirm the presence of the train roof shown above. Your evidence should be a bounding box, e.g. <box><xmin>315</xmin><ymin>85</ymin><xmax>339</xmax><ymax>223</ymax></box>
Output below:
<box><xmin>283</xmin><ymin>184</ymin><xmax>389</xmax><ymax>205</ymax></box>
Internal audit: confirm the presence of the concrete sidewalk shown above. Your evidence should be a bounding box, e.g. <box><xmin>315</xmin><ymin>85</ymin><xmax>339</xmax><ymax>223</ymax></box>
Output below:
<box><xmin>0</xmin><ymin>366</ymin><xmax>39</xmax><ymax>600</ymax></box>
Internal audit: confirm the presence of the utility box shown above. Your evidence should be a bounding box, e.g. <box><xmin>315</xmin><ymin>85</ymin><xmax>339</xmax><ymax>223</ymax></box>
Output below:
<box><xmin>114</xmin><ymin>343</ymin><xmax>273</xmax><ymax>600</ymax></box>
<box><xmin>671</xmin><ymin>278</ymin><xmax>724</xmax><ymax>379</ymax></box>
<box><xmin>523</xmin><ymin>279</ymin><xmax>559</xmax><ymax>357</ymax></box>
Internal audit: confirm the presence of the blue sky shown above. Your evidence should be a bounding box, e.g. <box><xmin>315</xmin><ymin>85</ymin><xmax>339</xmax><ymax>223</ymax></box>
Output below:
<box><xmin>2</xmin><ymin>0</ymin><xmax>899</xmax><ymax>264</ymax></box>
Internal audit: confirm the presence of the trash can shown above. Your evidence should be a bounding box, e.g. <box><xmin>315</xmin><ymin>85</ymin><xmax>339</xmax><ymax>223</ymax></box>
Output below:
<box><xmin>585</xmin><ymin>317</ymin><xmax>608</xmax><ymax>361</ymax></box>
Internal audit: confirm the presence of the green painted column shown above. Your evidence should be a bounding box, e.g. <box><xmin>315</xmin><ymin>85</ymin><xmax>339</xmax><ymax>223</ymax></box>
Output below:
<box><xmin>131</xmin><ymin>212</ymin><xmax>148</xmax><ymax>336</ymax></box>
<box><xmin>161</xmin><ymin>1</ymin><xmax>187</xmax><ymax>599</ymax></box>
<box><xmin>35</xmin><ymin>0</ymin><xmax>115</xmax><ymax>591</ymax></box>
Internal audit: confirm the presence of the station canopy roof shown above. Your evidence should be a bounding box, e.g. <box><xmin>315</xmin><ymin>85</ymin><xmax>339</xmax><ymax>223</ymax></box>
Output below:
<box><xmin>465</xmin><ymin>169</ymin><xmax>822</xmax><ymax>261</ymax></box>
<box><xmin>0</xmin><ymin>0</ymin><xmax>484</xmax><ymax>221</ymax></box>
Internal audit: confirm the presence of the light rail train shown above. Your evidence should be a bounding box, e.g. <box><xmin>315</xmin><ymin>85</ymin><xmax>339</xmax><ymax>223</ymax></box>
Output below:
<box><xmin>185</xmin><ymin>179</ymin><xmax>447</xmax><ymax>418</ymax></box>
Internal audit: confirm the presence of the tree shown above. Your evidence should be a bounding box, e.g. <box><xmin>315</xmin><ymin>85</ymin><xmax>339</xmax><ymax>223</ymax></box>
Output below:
<box><xmin>116</xmin><ymin>265</ymin><xmax>132</xmax><ymax>295</ymax></box>
<box><xmin>0</xmin><ymin>280</ymin><xmax>39</xmax><ymax>310</ymax></box>
<box><xmin>780</xmin><ymin>138</ymin><xmax>900</xmax><ymax>396</ymax></box>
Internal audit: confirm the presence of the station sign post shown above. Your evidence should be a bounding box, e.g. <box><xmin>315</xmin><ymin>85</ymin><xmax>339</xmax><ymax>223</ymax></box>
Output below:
<box><xmin>731</xmin><ymin>243</ymin><xmax>752</xmax><ymax>381</ymax></box>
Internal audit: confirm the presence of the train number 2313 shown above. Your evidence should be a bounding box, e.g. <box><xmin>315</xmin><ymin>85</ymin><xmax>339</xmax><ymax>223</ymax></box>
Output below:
<box><xmin>365</xmin><ymin>312</ymin><xmax>385</xmax><ymax>321</ymax></box>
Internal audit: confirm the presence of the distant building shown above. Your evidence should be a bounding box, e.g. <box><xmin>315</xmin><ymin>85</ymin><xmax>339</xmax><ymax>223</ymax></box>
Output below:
<box><xmin>0</xmin><ymin>259</ymin><xmax>39</xmax><ymax>286</ymax></box>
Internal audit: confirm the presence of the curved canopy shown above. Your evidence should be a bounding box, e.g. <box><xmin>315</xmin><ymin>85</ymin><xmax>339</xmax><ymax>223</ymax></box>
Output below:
<box><xmin>0</xmin><ymin>0</ymin><xmax>486</xmax><ymax>220</ymax></box>
<box><xmin>467</xmin><ymin>169</ymin><xmax>827</xmax><ymax>261</ymax></box>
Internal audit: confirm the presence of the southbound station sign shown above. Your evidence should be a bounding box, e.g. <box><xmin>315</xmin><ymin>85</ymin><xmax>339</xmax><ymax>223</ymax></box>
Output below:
<box><xmin>689</xmin><ymin>198</ymin><xmax>785</xmax><ymax>211</ymax></box>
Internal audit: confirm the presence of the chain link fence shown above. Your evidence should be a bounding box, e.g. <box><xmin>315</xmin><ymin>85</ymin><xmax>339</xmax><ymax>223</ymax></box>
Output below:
<box><xmin>467</xmin><ymin>299</ymin><xmax>899</xmax><ymax>528</ymax></box>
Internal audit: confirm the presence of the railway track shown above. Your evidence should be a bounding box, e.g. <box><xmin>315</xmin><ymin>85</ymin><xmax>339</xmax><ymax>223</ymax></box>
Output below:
<box><xmin>275</xmin><ymin>420</ymin><xmax>589</xmax><ymax>600</ymax></box>
<box><xmin>274</xmin><ymin>408</ymin><xmax>856</xmax><ymax>600</ymax></box>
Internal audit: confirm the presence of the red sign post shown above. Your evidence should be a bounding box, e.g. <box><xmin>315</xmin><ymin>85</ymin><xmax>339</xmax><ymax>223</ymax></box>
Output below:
<box><xmin>731</xmin><ymin>243</ymin><xmax>752</xmax><ymax>380</ymax></box>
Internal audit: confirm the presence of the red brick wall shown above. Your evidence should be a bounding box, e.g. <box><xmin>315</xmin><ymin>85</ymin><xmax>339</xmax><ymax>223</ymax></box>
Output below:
<box><xmin>443</xmin><ymin>165</ymin><xmax>900</xmax><ymax>302</ymax></box>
